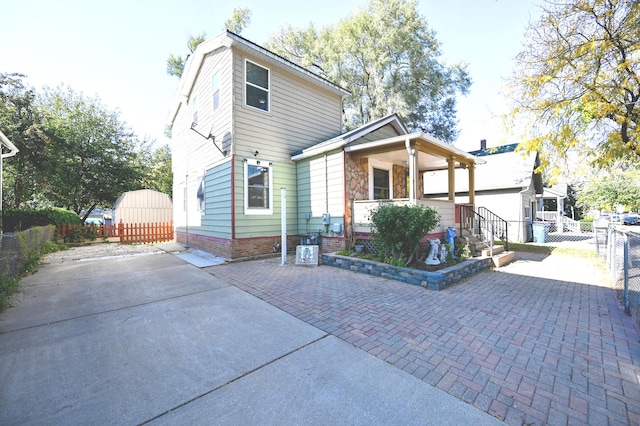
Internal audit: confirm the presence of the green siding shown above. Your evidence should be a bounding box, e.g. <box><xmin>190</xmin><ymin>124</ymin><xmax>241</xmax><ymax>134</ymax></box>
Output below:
<box><xmin>296</xmin><ymin>150</ymin><xmax>345</xmax><ymax>235</ymax></box>
<box><xmin>200</xmin><ymin>161</ymin><xmax>233</xmax><ymax>238</ymax></box>
<box><xmin>234</xmin><ymin>157</ymin><xmax>299</xmax><ymax>238</ymax></box>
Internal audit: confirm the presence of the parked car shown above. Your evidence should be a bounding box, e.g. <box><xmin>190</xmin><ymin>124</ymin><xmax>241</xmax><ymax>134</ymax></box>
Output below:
<box><xmin>85</xmin><ymin>217</ymin><xmax>105</xmax><ymax>225</ymax></box>
<box><xmin>623</xmin><ymin>215</ymin><xmax>640</xmax><ymax>226</ymax></box>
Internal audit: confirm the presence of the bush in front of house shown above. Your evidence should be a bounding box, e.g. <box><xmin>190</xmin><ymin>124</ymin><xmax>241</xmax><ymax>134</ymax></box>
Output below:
<box><xmin>369</xmin><ymin>203</ymin><xmax>440</xmax><ymax>266</ymax></box>
<box><xmin>3</xmin><ymin>207</ymin><xmax>81</xmax><ymax>232</ymax></box>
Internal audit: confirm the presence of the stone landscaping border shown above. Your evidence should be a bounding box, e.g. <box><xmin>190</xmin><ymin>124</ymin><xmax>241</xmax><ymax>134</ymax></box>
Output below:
<box><xmin>321</xmin><ymin>254</ymin><xmax>493</xmax><ymax>290</ymax></box>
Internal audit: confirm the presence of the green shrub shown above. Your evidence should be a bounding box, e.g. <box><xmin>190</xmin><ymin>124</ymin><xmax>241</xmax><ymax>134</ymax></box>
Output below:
<box><xmin>580</xmin><ymin>221</ymin><xmax>594</xmax><ymax>232</ymax></box>
<box><xmin>3</xmin><ymin>207</ymin><xmax>81</xmax><ymax>232</ymax></box>
<box><xmin>369</xmin><ymin>203</ymin><xmax>440</xmax><ymax>265</ymax></box>
<box><xmin>16</xmin><ymin>225</ymin><xmax>57</xmax><ymax>273</ymax></box>
<box><xmin>0</xmin><ymin>275</ymin><xmax>18</xmax><ymax>312</ymax></box>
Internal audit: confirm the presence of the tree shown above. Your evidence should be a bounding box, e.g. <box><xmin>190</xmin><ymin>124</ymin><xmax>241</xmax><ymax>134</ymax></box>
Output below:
<box><xmin>37</xmin><ymin>85</ymin><xmax>143</xmax><ymax>220</ymax></box>
<box><xmin>166</xmin><ymin>32</ymin><xmax>207</xmax><ymax>78</ymax></box>
<box><xmin>266</xmin><ymin>0</ymin><xmax>470</xmax><ymax>142</ymax></box>
<box><xmin>509</xmin><ymin>0</ymin><xmax>640</xmax><ymax>177</ymax></box>
<box><xmin>166</xmin><ymin>7</ymin><xmax>252</xmax><ymax>78</ymax></box>
<box><xmin>0</xmin><ymin>73</ymin><xmax>48</xmax><ymax>208</ymax></box>
<box><xmin>137</xmin><ymin>142</ymin><xmax>173</xmax><ymax>195</ymax></box>
<box><xmin>577</xmin><ymin>169</ymin><xmax>640</xmax><ymax>213</ymax></box>
<box><xmin>224</xmin><ymin>6</ymin><xmax>252</xmax><ymax>34</ymax></box>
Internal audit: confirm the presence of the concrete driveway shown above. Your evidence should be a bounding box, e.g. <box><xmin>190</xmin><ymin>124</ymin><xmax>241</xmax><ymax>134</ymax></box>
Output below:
<box><xmin>0</xmin><ymin>249</ymin><xmax>500</xmax><ymax>425</ymax></box>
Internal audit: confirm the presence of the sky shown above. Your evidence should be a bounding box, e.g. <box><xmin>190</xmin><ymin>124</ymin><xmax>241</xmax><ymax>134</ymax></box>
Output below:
<box><xmin>1</xmin><ymin>0</ymin><xmax>541</xmax><ymax>153</ymax></box>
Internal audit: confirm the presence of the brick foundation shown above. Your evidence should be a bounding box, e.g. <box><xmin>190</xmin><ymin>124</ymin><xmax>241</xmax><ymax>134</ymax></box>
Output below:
<box><xmin>177</xmin><ymin>231</ymin><xmax>345</xmax><ymax>260</ymax></box>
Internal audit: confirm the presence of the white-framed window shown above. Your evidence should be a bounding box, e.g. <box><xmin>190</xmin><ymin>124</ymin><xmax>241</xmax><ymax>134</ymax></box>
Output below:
<box><xmin>212</xmin><ymin>70</ymin><xmax>220</xmax><ymax>111</ymax></box>
<box><xmin>196</xmin><ymin>175</ymin><xmax>205</xmax><ymax>215</ymax></box>
<box><xmin>369</xmin><ymin>159</ymin><xmax>393</xmax><ymax>200</ymax></box>
<box><xmin>192</xmin><ymin>95</ymin><xmax>199</xmax><ymax>125</ymax></box>
<box><xmin>245</xmin><ymin>59</ymin><xmax>270</xmax><ymax>112</ymax></box>
<box><xmin>244</xmin><ymin>158</ymin><xmax>273</xmax><ymax>215</ymax></box>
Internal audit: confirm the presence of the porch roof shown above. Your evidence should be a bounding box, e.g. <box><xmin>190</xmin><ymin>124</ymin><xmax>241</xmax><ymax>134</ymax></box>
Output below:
<box><xmin>291</xmin><ymin>113</ymin><xmax>408</xmax><ymax>161</ymax></box>
<box><xmin>344</xmin><ymin>132</ymin><xmax>485</xmax><ymax>171</ymax></box>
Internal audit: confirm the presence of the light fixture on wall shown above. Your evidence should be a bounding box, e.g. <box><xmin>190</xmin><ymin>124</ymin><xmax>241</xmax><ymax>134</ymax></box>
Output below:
<box><xmin>254</xmin><ymin>150</ymin><xmax>259</xmax><ymax>157</ymax></box>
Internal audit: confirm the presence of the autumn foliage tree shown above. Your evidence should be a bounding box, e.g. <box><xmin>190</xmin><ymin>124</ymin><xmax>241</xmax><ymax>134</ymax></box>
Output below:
<box><xmin>267</xmin><ymin>0</ymin><xmax>470</xmax><ymax>142</ymax></box>
<box><xmin>509</xmin><ymin>0</ymin><xmax>639</xmax><ymax>177</ymax></box>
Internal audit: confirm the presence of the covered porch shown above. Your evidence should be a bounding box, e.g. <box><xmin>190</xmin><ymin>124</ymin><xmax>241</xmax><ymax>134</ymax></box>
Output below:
<box><xmin>346</xmin><ymin>132</ymin><xmax>484</xmax><ymax>238</ymax></box>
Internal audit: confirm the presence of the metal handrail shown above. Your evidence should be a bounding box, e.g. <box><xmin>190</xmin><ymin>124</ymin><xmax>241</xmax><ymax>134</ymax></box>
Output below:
<box><xmin>459</xmin><ymin>205</ymin><xmax>509</xmax><ymax>253</ymax></box>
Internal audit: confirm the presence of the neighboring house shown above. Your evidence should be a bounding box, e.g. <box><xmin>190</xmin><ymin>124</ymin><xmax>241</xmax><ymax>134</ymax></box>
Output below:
<box><xmin>537</xmin><ymin>183</ymin><xmax>568</xmax><ymax>220</ymax></box>
<box><xmin>112</xmin><ymin>189</ymin><xmax>173</xmax><ymax>225</ymax></box>
<box><xmin>167</xmin><ymin>31</ymin><xmax>485</xmax><ymax>259</ymax></box>
<box><xmin>423</xmin><ymin>141</ymin><xmax>543</xmax><ymax>243</ymax></box>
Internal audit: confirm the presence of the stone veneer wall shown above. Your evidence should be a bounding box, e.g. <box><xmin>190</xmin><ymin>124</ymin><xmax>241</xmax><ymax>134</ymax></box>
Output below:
<box><xmin>393</xmin><ymin>165</ymin><xmax>408</xmax><ymax>198</ymax></box>
<box><xmin>321</xmin><ymin>254</ymin><xmax>492</xmax><ymax>291</ymax></box>
<box><xmin>345</xmin><ymin>155</ymin><xmax>412</xmax><ymax>242</ymax></box>
<box><xmin>345</xmin><ymin>155</ymin><xmax>369</xmax><ymax>246</ymax></box>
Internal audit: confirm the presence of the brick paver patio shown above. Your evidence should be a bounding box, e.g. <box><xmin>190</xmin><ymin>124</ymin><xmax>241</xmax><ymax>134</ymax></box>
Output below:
<box><xmin>209</xmin><ymin>252</ymin><xmax>640</xmax><ymax>425</ymax></box>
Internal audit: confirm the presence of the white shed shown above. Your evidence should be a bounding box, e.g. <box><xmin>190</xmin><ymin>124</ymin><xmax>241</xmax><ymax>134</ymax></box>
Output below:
<box><xmin>112</xmin><ymin>189</ymin><xmax>173</xmax><ymax>224</ymax></box>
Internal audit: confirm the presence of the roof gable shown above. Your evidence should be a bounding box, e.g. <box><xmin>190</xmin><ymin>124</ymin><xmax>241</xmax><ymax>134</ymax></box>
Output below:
<box><xmin>291</xmin><ymin>113</ymin><xmax>408</xmax><ymax>160</ymax></box>
<box><xmin>167</xmin><ymin>30</ymin><xmax>350</xmax><ymax>127</ymax></box>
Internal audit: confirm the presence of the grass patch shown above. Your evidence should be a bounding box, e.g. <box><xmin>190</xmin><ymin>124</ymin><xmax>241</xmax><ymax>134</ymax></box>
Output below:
<box><xmin>497</xmin><ymin>241</ymin><xmax>597</xmax><ymax>258</ymax></box>
<box><xmin>0</xmin><ymin>240</ymin><xmax>67</xmax><ymax>313</ymax></box>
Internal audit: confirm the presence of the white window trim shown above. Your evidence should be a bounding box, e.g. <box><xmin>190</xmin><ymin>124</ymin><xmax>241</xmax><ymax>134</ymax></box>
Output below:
<box><xmin>196</xmin><ymin>175</ymin><xmax>205</xmax><ymax>215</ymax></box>
<box><xmin>212</xmin><ymin>70</ymin><xmax>220</xmax><ymax>111</ymax></box>
<box><xmin>192</xmin><ymin>95</ymin><xmax>198</xmax><ymax>125</ymax></box>
<box><xmin>368</xmin><ymin>159</ymin><xmax>393</xmax><ymax>200</ymax></box>
<box><xmin>244</xmin><ymin>158</ymin><xmax>273</xmax><ymax>215</ymax></box>
<box><xmin>244</xmin><ymin>59</ymin><xmax>270</xmax><ymax>113</ymax></box>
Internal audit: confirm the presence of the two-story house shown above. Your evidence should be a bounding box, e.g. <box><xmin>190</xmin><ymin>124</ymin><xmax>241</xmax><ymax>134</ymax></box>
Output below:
<box><xmin>167</xmin><ymin>31</ymin><xmax>485</xmax><ymax>260</ymax></box>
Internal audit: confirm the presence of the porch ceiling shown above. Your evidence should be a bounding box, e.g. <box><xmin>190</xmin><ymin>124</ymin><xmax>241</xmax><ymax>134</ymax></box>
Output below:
<box><xmin>344</xmin><ymin>132</ymin><xmax>485</xmax><ymax>171</ymax></box>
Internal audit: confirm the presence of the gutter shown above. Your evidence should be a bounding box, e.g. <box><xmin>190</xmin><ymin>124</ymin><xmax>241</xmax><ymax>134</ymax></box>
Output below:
<box><xmin>0</xmin><ymin>130</ymin><xmax>18</xmax><ymax>159</ymax></box>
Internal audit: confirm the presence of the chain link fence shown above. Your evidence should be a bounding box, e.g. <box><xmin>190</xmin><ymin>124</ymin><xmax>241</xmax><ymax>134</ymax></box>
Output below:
<box><xmin>505</xmin><ymin>220</ymin><xmax>598</xmax><ymax>248</ymax></box>
<box><xmin>0</xmin><ymin>233</ymin><xmax>21</xmax><ymax>279</ymax></box>
<box><xmin>599</xmin><ymin>227</ymin><xmax>640</xmax><ymax>323</ymax></box>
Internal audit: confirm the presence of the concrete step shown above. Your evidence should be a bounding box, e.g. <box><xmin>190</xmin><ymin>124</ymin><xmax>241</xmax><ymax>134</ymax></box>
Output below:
<box><xmin>491</xmin><ymin>250</ymin><xmax>515</xmax><ymax>268</ymax></box>
<box><xmin>481</xmin><ymin>245</ymin><xmax>504</xmax><ymax>257</ymax></box>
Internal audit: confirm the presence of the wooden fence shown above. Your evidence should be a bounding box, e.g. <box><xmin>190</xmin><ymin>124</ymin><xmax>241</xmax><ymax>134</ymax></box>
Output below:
<box><xmin>56</xmin><ymin>221</ymin><xmax>174</xmax><ymax>244</ymax></box>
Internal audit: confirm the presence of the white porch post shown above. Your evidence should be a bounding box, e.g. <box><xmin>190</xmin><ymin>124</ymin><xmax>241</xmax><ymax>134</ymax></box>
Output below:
<box><xmin>405</xmin><ymin>139</ymin><xmax>416</xmax><ymax>204</ymax></box>
<box><xmin>557</xmin><ymin>195</ymin><xmax>564</xmax><ymax>233</ymax></box>
<box><xmin>468</xmin><ymin>163</ymin><xmax>475</xmax><ymax>207</ymax></box>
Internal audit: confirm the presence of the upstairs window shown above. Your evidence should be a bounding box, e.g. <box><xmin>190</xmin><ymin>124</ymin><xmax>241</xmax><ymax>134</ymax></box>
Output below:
<box><xmin>245</xmin><ymin>59</ymin><xmax>270</xmax><ymax>112</ymax></box>
<box><xmin>212</xmin><ymin>71</ymin><xmax>220</xmax><ymax>110</ymax></box>
<box><xmin>192</xmin><ymin>95</ymin><xmax>198</xmax><ymax>125</ymax></box>
<box><xmin>244</xmin><ymin>159</ymin><xmax>273</xmax><ymax>215</ymax></box>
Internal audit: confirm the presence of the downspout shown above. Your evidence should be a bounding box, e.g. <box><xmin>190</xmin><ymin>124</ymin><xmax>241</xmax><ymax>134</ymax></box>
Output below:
<box><xmin>0</xmin><ymin>131</ymin><xmax>19</xmax><ymax>229</ymax></box>
<box><xmin>343</xmin><ymin>150</ymin><xmax>348</xmax><ymax>247</ymax></box>
<box><xmin>518</xmin><ymin>185</ymin><xmax>530</xmax><ymax>243</ymax></box>
<box><xmin>405</xmin><ymin>139</ymin><xmax>415</xmax><ymax>204</ymax></box>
